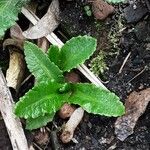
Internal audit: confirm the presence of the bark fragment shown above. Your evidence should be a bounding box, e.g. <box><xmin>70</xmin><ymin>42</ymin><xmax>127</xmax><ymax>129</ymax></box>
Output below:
<box><xmin>115</xmin><ymin>88</ymin><xmax>150</xmax><ymax>141</ymax></box>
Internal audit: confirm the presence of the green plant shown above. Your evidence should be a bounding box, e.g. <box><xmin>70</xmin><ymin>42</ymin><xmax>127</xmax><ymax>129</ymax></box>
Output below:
<box><xmin>90</xmin><ymin>51</ymin><xmax>108</xmax><ymax>76</ymax></box>
<box><xmin>84</xmin><ymin>5</ymin><xmax>92</xmax><ymax>17</ymax></box>
<box><xmin>0</xmin><ymin>0</ymin><xmax>29</xmax><ymax>37</ymax></box>
<box><xmin>14</xmin><ymin>35</ymin><xmax>125</xmax><ymax>130</ymax></box>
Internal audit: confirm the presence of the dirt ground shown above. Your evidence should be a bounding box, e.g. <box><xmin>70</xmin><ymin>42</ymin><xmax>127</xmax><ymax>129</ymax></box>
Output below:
<box><xmin>0</xmin><ymin>0</ymin><xmax>150</xmax><ymax>149</ymax></box>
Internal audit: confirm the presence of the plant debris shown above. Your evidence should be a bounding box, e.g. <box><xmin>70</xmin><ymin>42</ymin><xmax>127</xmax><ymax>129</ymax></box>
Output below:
<box><xmin>5</xmin><ymin>24</ymin><xmax>25</xmax><ymax>91</ymax></box>
<box><xmin>23</xmin><ymin>0</ymin><xmax>60</xmax><ymax>39</ymax></box>
<box><xmin>60</xmin><ymin>107</ymin><xmax>84</xmax><ymax>143</ymax></box>
<box><xmin>115</xmin><ymin>88</ymin><xmax>150</xmax><ymax>141</ymax></box>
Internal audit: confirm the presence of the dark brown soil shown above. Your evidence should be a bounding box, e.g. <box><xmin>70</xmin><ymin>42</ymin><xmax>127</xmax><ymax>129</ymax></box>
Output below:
<box><xmin>0</xmin><ymin>0</ymin><xmax>150</xmax><ymax>149</ymax></box>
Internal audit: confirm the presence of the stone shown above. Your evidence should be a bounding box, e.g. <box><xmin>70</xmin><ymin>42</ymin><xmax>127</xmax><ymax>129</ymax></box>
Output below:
<box><xmin>92</xmin><ymin>0</ymin><xmax>115</xmax><ymax>20</ymax></box>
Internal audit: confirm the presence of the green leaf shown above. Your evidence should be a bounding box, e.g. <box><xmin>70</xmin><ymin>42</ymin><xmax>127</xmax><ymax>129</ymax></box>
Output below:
<box><xmin>15</xmin><ymin>82</ymin><xmax>71</xmax><ymax>119</ymax></box>
<box><xmin>52</xmin><ymin>36</ymin><xmax>97</xmax><ymax>72</ymax></box>
<box><xmin>24</xmin><ymin>41</ymin><xmax>64</xmax><ymax>83</ymax></box>
<box><xmin>0</xmin><ymin>0</ymin><xmax>28</xmax><ymax>37</ymax></box>
<box><xmin>47</xmin><ymin>45</ymin><xmax>60</xmax><ymax>66</ymax></box>
<box><xmin>105</xmin><ymin>0</ymin><xmax>125</xmax><ymax>3</ymax></box>
<box><xmin>26</xmin><ymin>113</ymin><xmax>54</xmax><ymax>130</ymax></box>
<box><xmin>69</xmin><ymin>83</ymin><xmax>125</xmax><ymax>117</ymax></box>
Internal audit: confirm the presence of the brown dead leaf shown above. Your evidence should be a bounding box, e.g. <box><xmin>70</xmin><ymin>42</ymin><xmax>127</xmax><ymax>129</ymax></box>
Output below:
<box><xmin>6</xmin><ymin>50</ymin><xmax>25</xmax><ymax>91</ymax></box>
<box><xmin>92</xmin><ymin>0</ymin><xmax>115</xmax><ymax>20</ymax></box>
<box><xmin>3</xmin><ymin>24</ymin><xmax>24</xmax><ymax>50</ymax></box>
<box><xmin>5</xmin><ymin>24</ymin><xmax>25</xmax><ymax>91</ymax></box>
<box><xmin>23</xmin><ymin>0</ymin><xmax>59</xmax><ymax>39</ymax></box>
<box><xmin>3</xmin><ymin>39</ymin><xmax>23</xmax><ymax>50</ymax></box>
<box><xmin>115</xmin><ymin>88</ymin><xmax>150</xmax><ymax>141</ymax></box>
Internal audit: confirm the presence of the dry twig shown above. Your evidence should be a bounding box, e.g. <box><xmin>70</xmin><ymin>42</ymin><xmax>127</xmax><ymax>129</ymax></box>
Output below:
<box><xmin>60</xmin><ymin>107</ymin><xmax>84</xmax><ymax>143</ymax></box>
<box><xmin>0</xmin><ymin>69</ymin><xmax>29</xmax><ymax>150</ymax></box>
<box><xmin>118</xmin><ymin>52</ymin><xmax>131</xmax><ymax>74</ymax></box>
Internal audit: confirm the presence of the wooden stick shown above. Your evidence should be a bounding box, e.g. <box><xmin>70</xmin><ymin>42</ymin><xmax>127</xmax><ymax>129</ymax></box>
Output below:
<box><xmin>60</xmin><ymin>107</ymin><xmax>84</xmax><ymax>143</ymax></box>
<box><xmin>0</xmin><ymin>69</ymin><xmax>29</xmax><ymax>150</ymax></box>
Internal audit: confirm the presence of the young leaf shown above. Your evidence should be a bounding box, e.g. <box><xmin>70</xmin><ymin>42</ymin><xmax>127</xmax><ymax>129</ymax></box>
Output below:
<box><xmin>24</xmin><ymin>41</ymin><xmax>64</xmax><ymax>83</ymax></box>
<box><xmin>47</xmin><ymin>45</ymin><xmax>60</xmax><ymax>66</ymax></box>
<box><xmin>49</xmin><ymin>36</ymin><xmax>97</xmax><ymax>72</ymax></box>
<box><xmin>15</xmin><ymin>82</ymin><xmax>71</xmax><ymax>119</ymax></box>
<box><xmin>0</xmin><ymin>0</ymin><xmax>28</xmax><ymax>37</ymax></box>
<box><xmin>69</xmin><ymin>83</ymin><xmax>125</xmax><ymax>117</ymax></box>
<box><xmin>26</xmin><ymin>113</ymin><xmax>54</xmax><ymax>130</ymax></box>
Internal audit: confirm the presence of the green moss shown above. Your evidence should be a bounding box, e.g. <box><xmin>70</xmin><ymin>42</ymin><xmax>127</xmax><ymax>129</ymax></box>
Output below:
<box><xmin>89</xmin><ymin>51</ymin><xmax>108</xmax><ymax>76</ymax></box>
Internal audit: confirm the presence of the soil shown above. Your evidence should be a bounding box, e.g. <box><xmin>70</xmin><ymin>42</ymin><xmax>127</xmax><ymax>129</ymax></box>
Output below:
<box><xmin>0</xmin><ymin>0</ymin><xmax>150</xmax><ymax>149</ymax></box>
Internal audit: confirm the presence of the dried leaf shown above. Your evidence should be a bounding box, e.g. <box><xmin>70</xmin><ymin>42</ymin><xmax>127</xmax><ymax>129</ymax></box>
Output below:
<box><xmin>23</xmin><ymin>0</ymin><xmax>59</xmax><ymax>39</ymax></box>
<box><xmin>3</xmin><ymin>24</ymin><xmax>24</xmax><ymax>50</ymax></box>
<box><xmin>115</xmin><ymin>88</ymin><xmax>150</xmax><ymax>141</ymax></box>
<box><xmin>5</xmin><ymin>24</ymin><xmax>25</xmax><ymax>91</ymax></box>
<box><xmin>3</xmin><ymin>39</ymin><xmax>23</xmax><ymax>50</ymax></box>
<box><xmin>6</xmin><ymin>50</ymin><xmax>25</xmax><ymax>91</ymax></box>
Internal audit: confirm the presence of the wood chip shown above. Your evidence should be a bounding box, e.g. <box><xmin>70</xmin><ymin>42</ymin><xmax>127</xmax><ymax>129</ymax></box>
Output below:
<box><xmin>23</xmin><ymin>0</ymin><xmax>60</xmax><ymax>39</ymax></box>
<box><xmin>115</xmin><ymin>88</ymin><xmax>150</xmax><ymax>141</ymax></box>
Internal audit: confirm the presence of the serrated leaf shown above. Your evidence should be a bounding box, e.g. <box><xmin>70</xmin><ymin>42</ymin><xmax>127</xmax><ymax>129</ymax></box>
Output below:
<box><xmin>54</xmin><ymin>36</ymin><xmax>97</xmax><ymax>72</ymax></box>
<box><xmin>0</xmin><ymin>0</ymin><xmax>28</xmax><ymax>37</ymax></box>
<box><xmin>47</xmin><ymin>45</ymin><xmax>60</xmax><ymax>66</ymax></box>
<box><xmin>24</xmin><ymin>41</ymin><xmax>64</xmax><ymax>83</ymax></box>
<box><xmin>15</xmin><ymin>82</ymin><xmax>71</xmax><ymax>118</ymax></box>
<box><xmin>26</xmin><ymin>113</ymin><xmax>54</xmax><ymax>130</ymax></box>
<box><xmin>69</xmin><ymin>83</ymin><xmax>125</xmax><ymax>117</ymax></box>
<box><xmin>105</xmin><ymin>0</ymin><xmax>125</xmax><ymax>3</ymax></box>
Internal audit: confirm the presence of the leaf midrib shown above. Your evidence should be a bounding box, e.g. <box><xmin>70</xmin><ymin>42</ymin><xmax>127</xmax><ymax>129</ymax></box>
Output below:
<box><xmin>62</xmin><ymin>40</ymin><xmax>94</xmax><ymax>70</ymax></box>
<box><xmin>29</xmin><ymin>48</ymin><xmax>62</xmax><ymax>82</ymax></box>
